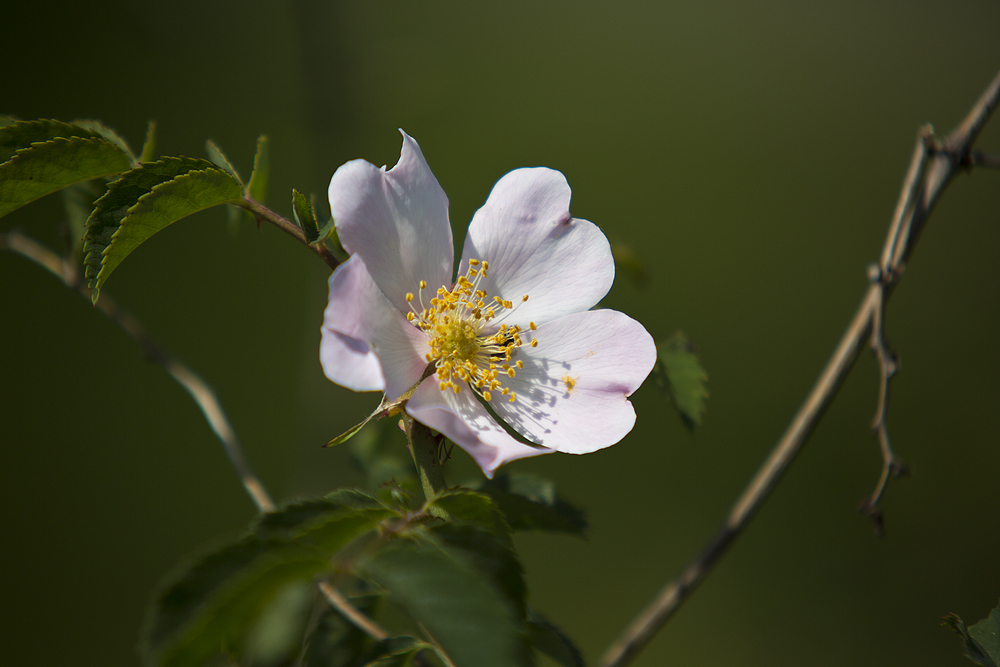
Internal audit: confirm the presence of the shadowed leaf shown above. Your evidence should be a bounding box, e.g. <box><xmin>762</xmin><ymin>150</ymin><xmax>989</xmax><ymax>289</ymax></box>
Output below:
<box><xmin>139</xmin><ymin>121</ymin><xmax>157</xmax><ymax>163</ymax></box>
<box><xmin>527</xmin><ymin>610</ymin><xmax>586</xmax><ymax>667</ymax></box>
<box><xmin>362</xmin><ymin>535</ymin><xmax>533</xmax><ymax>667</ymax></box>
<box><xmin>652</xmin><ymin>332</ymin><xmax>709</xmax><ymax>429</ymax></box>
<box><xmin>469</xmin><ymin>473</ymin><xmax>587</xmax><ymax>535</ymax></box>
<box><xmin>82</xmin><ymin>157</ymin><xmax>244</xmax><ymax>299</ymax></box>
<box><xmin>293</xmin><ymin>187</ymin><xmax>335</xmax><ymax>246</ymax></box>
<box><xmin>247</xmin><ymin>135</ymin><xmax>269</xmax><ymax>202</ymax></box>
<box><xmin>141</xmin><ymin>500</ymin><xmax>392</xmax><ymax>667</ymax></box>
<box><xmin>205</xmin><ymin>140</ymin><xmax>243</xmax><ymax>184</ymax></box>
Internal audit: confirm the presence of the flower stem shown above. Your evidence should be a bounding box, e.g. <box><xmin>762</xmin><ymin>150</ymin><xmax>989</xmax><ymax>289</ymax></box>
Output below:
<box><xmin>403</xmin><ymin>415</ymin><xmax>447</xmax><ymax>501</ymax></box>
<box><xmin>239</xmin><ymin>195</ymin><xmax>341</xmax><ymax>271</ymax></box>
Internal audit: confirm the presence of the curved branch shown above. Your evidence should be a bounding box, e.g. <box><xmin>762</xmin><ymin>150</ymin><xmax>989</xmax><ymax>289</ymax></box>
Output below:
<box><xmin>599</xmin><ymin>66</ymin><xmax>1000</xmax><ymax>667</ymax></box>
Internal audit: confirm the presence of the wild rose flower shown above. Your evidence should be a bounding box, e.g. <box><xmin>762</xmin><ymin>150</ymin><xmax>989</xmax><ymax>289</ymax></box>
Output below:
<box><xmin>320</xmin><ymin>131</ymin><xmax>656</xmax><ymax>477</ymax></box>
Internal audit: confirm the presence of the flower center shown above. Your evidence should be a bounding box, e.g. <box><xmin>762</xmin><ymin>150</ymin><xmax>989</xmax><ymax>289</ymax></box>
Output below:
<box><xmin>405</xmin><ymin>259</ymin><xmax>538</xmax><ymax>403</ymax></box>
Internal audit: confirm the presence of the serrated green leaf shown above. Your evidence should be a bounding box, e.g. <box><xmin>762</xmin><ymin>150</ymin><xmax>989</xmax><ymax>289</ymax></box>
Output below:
<box><xmin>0</xmin><ymin>119</ymin><xmax>99</xmax><ymax>164</ymax></box>
<box><xmin>967</xmin><ymin>602</ymin><xmax>1000</xmax><ymax>667</ymax></box>
<box><xmin>248</xmin><ymin>135</ymin><xmax>269</xmax><ymax>202</ymax></box>
<box><xmin>293</xmin><ymin>187</ymin><xmax>335</xmax><ymax>246</ymax></box>
<box><xmin>206</xmin><ymin>140</ymin><xmax>244</xmax><ymax>185</ymax></box>
<box><xmin>71</xmin><ymin>119</ymin><xmax>137</xmax><ymax>163</ymax></box>
<box><xmin>527</xmin><ymin>610</ymin><xmax>586</xmax><ymax>667</ymax></box>
<box><xmin>0</xmin><ymin>133</ymin><xmax>132</xmax><ymax>219</ymax></box>
<box><xmin>428</xmin><ymin>489</ymin><xmax>514</xmax><ymax>544</ymax></box>
<box><xmin>142</xmin><ymin>502</ymin><xmax>390</xmax><ymax>667</ymax></box>
<box><xmin>470</xmin><ymin>474</ymin><xmax>587</xmax><ymax>535</ymax></box>
<box><xmin>82</xmin><ymin>157</ymin><xmax>244</xmax><ymax>299</ymax></box>
<box><xmin>652</xmin><ymin>332</ymin><xmax>709</xmax><ymax>429</ymax></box>
<box><xmin>139</xmin><ymin>121</ymin><xmax>157</xmax><ymax>163</ymax></box>
<box><xmin>0</xmin><ymin>115</ymin><xmax>17</xmax><ymax>130</ymax></box>
<box><xmin>61</xmin><ymin>180</ymin><xmax>103</xmax><ymax>257</ymax></box>
<box><xmin>362</xmin><ymin>537</ymin><xmax>533</xmax><ymax>667</ymax></box>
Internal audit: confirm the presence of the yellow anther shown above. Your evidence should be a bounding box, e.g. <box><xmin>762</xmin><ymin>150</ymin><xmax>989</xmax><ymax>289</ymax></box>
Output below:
<box><xmin>529</xmin><ymin>321</ymin><xmax>537</xmax><ymax>330</ymax></box>
<box><xmin>531</xmin><ymin>339</ymin><xmax>538</xmax><ymax>348</ymax></box>
<box><xmin>406</xmin><ymin>292</ymin><xmax>414</xmax><ymax>302</ymax></box>
<box><xmin>452</xmin><ymin>384</ymin><xmax>461</xmax><ymax>394</ymax></box>
<box><xmin>469</xmin><ymin>259</ymin><xmax>480</xmax><ymax>266</ymax></box>
<box><xmin>482</xmin><ymin>261</ymin><xmax>489</xmax><ymax>270</ymax></box>
<box><xmin>509</xmin><ymin>392</ymin><xmax>516</xmax><ymax>402</ymax></box>
<box><xmin>516</xmin><ymin>360</ymin><xmax>524</xmax><ymax>369</ymax></box>
<box><xmin>522</xmin><ymin>295</ymin><xmax>529</xmax><ymax>302</ymax></box>
<box><xmin>483</xmin><ymin>391</ymin><xmax>492</xmax><ymax>401</ymax></box>
<box><xmin>507</xmin><ymin>368</ymin><xmax>516</xmax><ymax>378</ymax></box>
<box><xmin>419</xmin><ymin>280</ymin><xmax>427</xmax><ymax>289</ymax></box>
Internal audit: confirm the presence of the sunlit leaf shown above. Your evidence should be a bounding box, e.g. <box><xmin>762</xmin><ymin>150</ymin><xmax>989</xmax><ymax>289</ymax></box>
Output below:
<box><xmin>82</xmin><ymin>157</ymin><xmax>244</xmax><ymax>299</ymax></box>
<box><xmin>470</xmin><ymin>473</ymin><xmax>587</xmax><ymax>535</ymax></box>
<box><xmin>293</xmin><ymin>187</ymin><xmax>335</xmax><ymax>246</ymax></box>
<box><xmin>0</xmin><ymin>120</ymin><xmax>133</xmax><ymax>219</ymax></box>
<box><xmin>652</xmin><ymin>332</ymin><xmax>709</xmax><ymax>429</ymax></box>
<box><xmin>71</xmin><ymin>118</ymin><xmax>137</xmax><ymax>163</ymax></box>
<box><xmin>527</xmin><ymin>610</ymin><xmax>585</xmax><ymax>667</ymax></box>
<box><xmin>247</xmin><ymin>135</ymin><xmax>269</xmax><ymax>202</ymax></box>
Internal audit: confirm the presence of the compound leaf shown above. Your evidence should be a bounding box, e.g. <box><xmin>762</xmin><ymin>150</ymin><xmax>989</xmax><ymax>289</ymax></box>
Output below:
<box><xmin>0</xmin><ymin>119</ymin><xmax>133</xmax><ymax>218</ymax></box>
<box><xmin>82</xmin><ymin>156</ymin><xmax>244</xmax><ymax>299</ymax></box>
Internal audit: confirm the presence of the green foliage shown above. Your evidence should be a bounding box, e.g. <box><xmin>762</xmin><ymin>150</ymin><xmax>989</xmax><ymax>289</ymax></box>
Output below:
<box><xmin>140</xmin><ymin>120</ymin><xmax>158</xmax><ymax>163</ymax></box>
<box><xmin>82</xmin><ymin>156</ymin><xmax>245</xmax><ymax>300</ymax></box>
<box><xmin>469</xmin><ymin>473</ymin><xmax>587</xmax><ymax>535</ymax></box>
<box><xmin>248</xmin><ymin>135</ymin><xmax>269</xmax><ymax>202</ymax></box>
<box><xmin>71</xmin><ymin>118</ymin><xmax>138</xmax><ymax>162</ymax></box>
<box><xmin>652</xmin><ymin>332</ymin><xmax>709</xmax><ymax>429</ymax></box>
<box><xmin>61</xmin><ymin>180</ymin><xmax>104</xmax><ymax>256</ymax></box>
<box><xmin>293</xmin><ymin>187</ymin><xmax>336</xmax><ymax>246</ymax></box>
<box><xmin>527</xmin><ymin>610</ymin><xmax>586</xmax><ymax>667</ymax></box>
<box><xmin>0</xmin><ymin>119</ymin><xmax>134</xmax><ymax>219</ymax></box>
<box><xmin>141</xmin><ymin>495</ymin><xmax>395</xmax><ymax>667</ymax></box>
<box><xmin>945</xmin><ymin>601</ymin><xmax>1000</xmax><ymax>667</ymax></box>
<box><xmin>205</xmin><ymin>140</ymin><xmax>244</xmax><ymax>184</ymax></box>
<box><xmin>140</xmin><ymin>487</ymin><xmax>575</xmax><ymax>667</ymax></box>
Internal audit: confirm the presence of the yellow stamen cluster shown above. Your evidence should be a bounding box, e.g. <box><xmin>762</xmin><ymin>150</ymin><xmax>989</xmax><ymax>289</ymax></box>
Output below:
<box><xmin>406</xmin><ymin>259</ymin><xmax>535</xmax><ymax>403</ymax></box>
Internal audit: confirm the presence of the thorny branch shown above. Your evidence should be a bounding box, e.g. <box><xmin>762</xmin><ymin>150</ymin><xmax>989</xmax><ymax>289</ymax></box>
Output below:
<box><xmin>0</xmin><ymin>230</ymin><xmax>387</xmax><ymax>644</ymax></box>
<box><xmin>599</xmin><ymin>68</ymin><xmax>1000</xmax><ymax>667</ymax></box>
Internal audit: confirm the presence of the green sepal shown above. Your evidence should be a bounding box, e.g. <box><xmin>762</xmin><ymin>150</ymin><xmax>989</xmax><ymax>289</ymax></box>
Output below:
<box><xmin>469</xmin><ymin>473</ymin><xmax>587</xmax><ymax>535</ymax></box>
<box><xmin>82</xmin><ymin>156</ymin><xmax>245</xmax><ymax>300</ymax></box>
<box><xmin>652</xmin><ymin>332</ymin><xmax>709</xmax><ymax>429</ymax></box>
<box><xmin>247</xmin><ymin>135</ymin><xmax>269</xmax><ymax>203</ymax></box>
<box><xmin>0</xmin><ymin>119</ymin><xmax>133</xmax><ymax>219</ymax></box>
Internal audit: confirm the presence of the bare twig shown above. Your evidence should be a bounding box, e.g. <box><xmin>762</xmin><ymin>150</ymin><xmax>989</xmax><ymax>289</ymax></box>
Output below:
<box><xmin>599</xmin><ymin>67</ymin><xmax>1000</xmax><ymax>667</ymax></box>
<box><xmin>2</xmin><ymin>230</ymin><xmax>389</xmax><ymax>643</ymax></box>
<box><xmin>2</xmin><ymin>229</ymin><xmax>276</xmax><ymax>514</ymax></box>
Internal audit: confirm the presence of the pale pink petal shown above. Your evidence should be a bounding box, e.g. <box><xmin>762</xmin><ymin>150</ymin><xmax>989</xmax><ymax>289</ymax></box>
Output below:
<box><xmin>328</xmin><ymin>130</ymin><xmax>453</xmax><ymax>315</ymax></box>
<box><xmin>460</xmin><ymin>168</ymin><xmax>614</xmax><ymax>327</ymax></box>
<box><xmin>320</xmin><ymin>256</ymin><xmax>383</xmax><ymax>391</ymax></box>
<box><xmin>406</xmin><ymin>380</ymin><xmax>553</xmax><ymax>478</ymax></box>
<box><xmin>487</xmin><ymin>309</ymin><xmax>656</xmax><ymax>453</ymax></box>
<box><xmin>319</xmin><ymin>329</ymin><xmax>384</xmax><ymax>392</ymax></box>
<box><xmin>321</xmin><ymin>255</ymin><xmax>430</xmax><ymax>401</ymax></box>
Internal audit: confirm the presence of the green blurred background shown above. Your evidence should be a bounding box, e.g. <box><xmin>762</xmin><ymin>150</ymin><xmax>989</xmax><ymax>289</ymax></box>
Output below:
<box><xmin>2</xmin><ymin>1</ymin><xmax>998</xmax><ymax>665</ymax></box>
